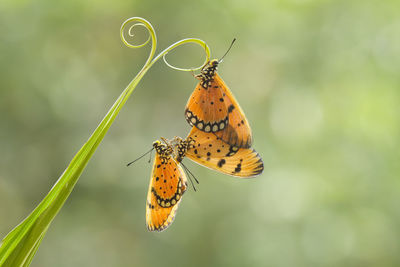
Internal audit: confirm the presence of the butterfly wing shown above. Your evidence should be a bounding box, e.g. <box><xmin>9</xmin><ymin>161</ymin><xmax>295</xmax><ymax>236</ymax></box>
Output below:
<box><xmin>185</xmin><ymin>81</ymin><xmax>229</xmax><ymax>133</ymax></box>
<box><xmin>185</xmin><ymin>127</ymin><xmax>263</xmax><ymax>178</ymax></box>
<box><xmin>212</xmin><ymin>73</ymin><xmax>253</xmax><ymax>148</ymax></box>
<box><xmin>146</xmin><ymin>152</ymin><xmax>187</xmax><ymax>231</ymax></box>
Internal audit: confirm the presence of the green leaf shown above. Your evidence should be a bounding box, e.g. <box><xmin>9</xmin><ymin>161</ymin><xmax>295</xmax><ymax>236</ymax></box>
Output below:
<box><xmin>0</xmin><ymin>17</ymin><xmax>209</xmax><ymax>267</ymax></box>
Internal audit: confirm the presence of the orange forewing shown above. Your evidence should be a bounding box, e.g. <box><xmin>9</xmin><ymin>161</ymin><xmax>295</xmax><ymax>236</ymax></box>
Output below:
<box><xmin>146</xmin><ymin>150</ymin><xmax>187</xmax><ymax>232</ymax></box>
<box><xmin>185</xmin><ymin>81</ymin><xmax>228</xmax><ymax>133</ymax></box>
<box><xmin>185</xmin><ymin>127</ymin><xmax>263</xmax><ymax>178</ymax></box>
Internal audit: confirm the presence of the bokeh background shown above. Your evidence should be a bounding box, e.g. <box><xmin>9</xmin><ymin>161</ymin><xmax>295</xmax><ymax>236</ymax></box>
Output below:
<box><xmin>1</xmin><ymin>0</ymin><xmax>399</xmax><ymax>266</ymax></box>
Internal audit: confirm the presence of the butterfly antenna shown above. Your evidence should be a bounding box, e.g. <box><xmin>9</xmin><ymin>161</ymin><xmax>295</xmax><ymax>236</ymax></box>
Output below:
<box><xmin>219</xmin><ymin>38</ymin><xmax>236</xmax><ymax>63</ymax></box>
<box><xmin>148</xmin><ymin>148</ymin><xmax>153</xmax><ymax>163</ymax></box>
<box><xmin>127</xmin><ymin>147</ymin><xmax>154</xmax><ymax>166</ymax></box>
<box><xmin>181</xmin><ymin>162</ymin><xmax>199</xmax><ymax>192</ymax></box>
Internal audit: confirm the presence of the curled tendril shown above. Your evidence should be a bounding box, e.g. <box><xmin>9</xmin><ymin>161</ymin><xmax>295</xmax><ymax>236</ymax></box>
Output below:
<box><xmin>121</xmin><ymin>23</ymin><xmax>151</xmax><ymax>49</ymax></box>
<box><xmin>120</xmin><ymin>17</ymin><xmax>157</xmax><ymax>72</ymax></box>
<box><xmin>120</xmin><ymin>17</ymin><xmax>210</xmax><ymax>74</ymax></box>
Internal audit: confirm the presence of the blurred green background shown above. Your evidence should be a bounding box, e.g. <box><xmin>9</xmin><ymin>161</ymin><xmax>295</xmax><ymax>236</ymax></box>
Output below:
<box><xmin>1</xmin><ymin>0</ymin><xmax>399</xmax><ymax>266</ymax></box>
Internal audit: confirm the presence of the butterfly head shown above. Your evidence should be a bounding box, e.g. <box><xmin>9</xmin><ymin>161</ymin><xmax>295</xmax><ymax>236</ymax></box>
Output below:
<box><xmin>210</xmin><ymin>59</ymin><xmax>219</xmax><ymax>67</ymax></box>
<box><xmin>152</xmin><ymin>140</ymin><xmax>162</xmax><ymax>151</ymax></box>
<box><xmin>202</xmin><ymin>60</ymin><xmax>219</xmax><ymax>73</ymax></box>
<box><xmin>153</xmin><ymin>140</ymin><xmax>173</xmax><ymax>162</ymax></box>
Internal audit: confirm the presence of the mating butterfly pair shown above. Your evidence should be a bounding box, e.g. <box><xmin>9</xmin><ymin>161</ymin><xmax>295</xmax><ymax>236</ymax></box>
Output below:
<box><xmin>145</xmin><ymin>59</ymin><xmax>263</xmax><ymax>231</ymax></box>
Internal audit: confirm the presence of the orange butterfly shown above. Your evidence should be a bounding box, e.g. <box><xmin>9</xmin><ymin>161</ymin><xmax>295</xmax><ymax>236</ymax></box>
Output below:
<box><xmin>185</xmin><ymin>59</ymin><xmax>252</xmax><ymax>148</ymax></box>
<box><xmin>145</xmin><ymin>140</ymin><xmax>187</xmax><ymax>231</ymax></box>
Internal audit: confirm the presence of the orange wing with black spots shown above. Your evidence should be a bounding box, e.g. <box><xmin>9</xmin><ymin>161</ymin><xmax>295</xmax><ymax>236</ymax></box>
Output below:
<box><xmin>184</xmin><ymin>60</ymin><xmax>252</xmax><ymax>148</ymax></box>
<box><xmin>185</xmin><ymin>80</ymin><xmax>228</xmax><ymax>133</ymax></box>
<box><xmin>146</xmin><ymin>141</ymin><xmax>187</xmax><ymax>232</ymax></box>
<box><xmin>212</xmin><ymin>73</ymin><xmax>252</xmax><ymax>148</ymax></box>
<box><xmin>184</xmin><ymin>128</ymin><xmax>263</xmax><ymax>178</ymax></box>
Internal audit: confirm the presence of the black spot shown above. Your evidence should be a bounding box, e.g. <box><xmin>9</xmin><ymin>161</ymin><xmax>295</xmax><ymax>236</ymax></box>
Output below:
<box><xmin>170</xmin><ymin>186</ymin><xmax>173</xmax><ymax>189</ymax></box>
<box><xmin>151</xmin><ymin>205</ymin><xmax>155</xmax><ymax>209</ymax></box>
<box><xmin>164</xmin><ymin>179</ymin><xmax>167</xmax><ymax>183</ymax></box>
<box><xmin>163</xmin><ymin>167</ymin><xmax>166</xmax><ymax>170</ymax></box>
<box><xmin>217</xmin><ymin>149</ymin><xmax>221</xmax><ymax>153</ymax></box>
<box><xmin>194</xmin><ymin>149</ymin><xmax>198</xmax><ymax>154</ymax></box>
<box><xmin>207</xmin><ymin>157</ymin><xmax>210</xmax><ymax>161</ymax></box>
<box><xmin>156</xmin><ymin>177</ymin><xmax>159</xmax><ymax>181</ymax></box>
<box><xmin>148</xmin><ymin>203</ymin><xmax>151</xmax><ymax>208</ymax></box>
<box><xmin>174</xmin><ymin>168</ymin><xmax>176</xmax><ymax>171</ymax></box>
<box><xmin>219</xmin><ymin>98</ymin><xmax>224</xmax><ymax>102</ymax></box>
<box><xmin>159</xmin><ymin>187</ymin><xmax>162</xmax><ymax>190</ymax></box>
<box><xmin>241</xmin><ymin>120</ymin><xmax>244</xmax><ymax>124</ymax></box>
<box><xmin>228</xmin><ymin>105</ymin><xmax>235</xmax><ymax>113</ymax></box>
<box><xmin>214</xmin><ymin>86</ymin><xmax>219</xmax><ymax>88</ymax></box>
<box><xmin>219</xmin><ymin>109</ymin><xmax>222</xmax><ymax>112</ymax></box>
<box><xmin>163</xmin><ymin>191</ymin><xmax>166</xmax><ymax>194</ymax></box>
<box><xmin>157</xmin><ymin>164</ymin><xmax>161</xmax><ymax>168</ymax></box>
<box><xmin>218</xmin><ymin>159</ymin><xmax>226</xmax><ymax>167</ymax></box>
<box><xmin>209</xmin><ymin>144</ymin><xmax>212</xmax><ymax>147</ymax></box>
<box><xmin>207</xmin><ymin>152</ymin><xmax>211</xmax><ymax>156</ymax></box>
<box><xmin>238</xmin><ymin>123</ymin><xmax>241</xmax><ymax>127</ymax></box>
<box><xmin>234</xmin><ymin>163</ymin><xmax>242</xmax><ymax>173</ymax></box>
<box><xmin>211</xmin><ymin>101</ymin><xmax>214</xmax><ymax>105</ymax></box>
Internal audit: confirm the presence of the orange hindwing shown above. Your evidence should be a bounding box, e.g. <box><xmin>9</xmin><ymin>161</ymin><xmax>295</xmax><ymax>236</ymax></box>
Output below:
<box><xmin>146</xmin><ymin>141</ymin><xmax>187</xmax><ymax>231</ymax></box>
<box><xmin>184</xmin><ymin>127</ymin><xmax>263</xmax><ymax>178</ymax></box>
<box><xmin>212</xmin><ymin>73</ymin><xmax>252</xmax><ymax>148</ymax></box>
